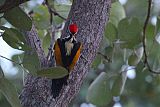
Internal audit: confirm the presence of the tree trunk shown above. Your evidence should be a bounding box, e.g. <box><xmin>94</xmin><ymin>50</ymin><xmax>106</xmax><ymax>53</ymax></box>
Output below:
<box><xmin>19</xmin><ymin>0</ymin><xmax>111</xmax><ymax>107</ymax></box>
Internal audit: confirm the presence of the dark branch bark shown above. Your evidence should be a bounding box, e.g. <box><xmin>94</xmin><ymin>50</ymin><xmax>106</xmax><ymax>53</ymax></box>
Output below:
<box><xmin>53</xmin><ymin>0</ymin><xmax>111</xmax><ymax>106</ymax></box>
<box><xmin>44</xmin><ymin>0</ymin><xmax>67</xmax><ymax>22</ymax></box>
<box><xmin>19</xmin><ymin>25</ymin><xmax>51</xmax><ymax>107</ymax></box>
<box><xmin>24</xmin><ymin>24</ymin><xmax>47</xmax><ymax>67</ymax></box>
<box><xmin>19</xmin><ymin>0</ymin><xmax>111</xmax><ymax>107</ymax></box>
<box><xmin>0</xmin><ymin>0</ymin><xmax>30</xmax><ymax>13</ymax></box>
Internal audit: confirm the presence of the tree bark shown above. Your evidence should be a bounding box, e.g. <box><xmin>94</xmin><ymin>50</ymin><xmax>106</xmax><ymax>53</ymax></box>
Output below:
<box><xmin>19</xmin><ymin>0</ymin><xmax>111</xmax><ymax>107</ymax></box>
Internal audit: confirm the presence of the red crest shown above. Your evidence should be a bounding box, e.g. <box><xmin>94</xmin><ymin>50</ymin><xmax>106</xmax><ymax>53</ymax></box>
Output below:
<box><xmin>69</xmin><ymin>24</ymin><xmax>78</xmax><ymax>34</ymax></box>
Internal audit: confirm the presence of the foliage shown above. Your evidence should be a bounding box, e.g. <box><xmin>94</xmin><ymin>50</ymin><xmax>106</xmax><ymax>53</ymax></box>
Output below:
<box><xmin>3</xmin><ymin>7</ymin><xmax>32</xmax><ymax>31</ymax></box>
<box><xmin>0</xmin><ymin>77</ymin><xmax>21</xmax><ymax>107</ymax></box>
<box><xmin>0</xmin><ymin>1</ymin><xmax>70</xmax><ymax>106</ymax></box>
<box><xmin>86</xmin><ymin>72</ymin><xmax>112</xmax><ymax>106</ymax></box>
<box><xmin>37</xmin><ymin>66</ymin><xmax>68</xmax><ymax>79</ymax></box>
<box><xmin>0</xmin><ymin>0</ymin><xmax>160</xmax><ymax>107</ymax></box>
<box><xmin>85</xmin><ymin>0</ymin><xmax>160</xmax><ymax>107</ymax></box>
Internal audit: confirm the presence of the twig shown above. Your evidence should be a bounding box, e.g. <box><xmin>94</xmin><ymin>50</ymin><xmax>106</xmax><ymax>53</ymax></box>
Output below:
<box><xmin>50</xmin><ymin>25</ymin><xmax>56</xmax><ymax>51</ymax></box>
<box><xmin>18</xmin><ymin>56</ymin><xmax>26</xmax><ymax>85</ymax></box>
<box><xmin>0</xmin><ymin>55</ymin><xmax>27</xmax><ymax>72</ymax></box>
<box><xmin>47</xmin><ymin>25</ymin><xmax>56</xmax><ymax>66</ymax></box>
<box><xmin>0</xmin><ymin>66</ymin><xmax>5</xmax><ymax>78</ymax></box>
<box><xmin>44</xmin><ymin>0</ymin><xmax>67</xmax><ymax>24</ymax></box>
<box><xmin>142</xmin><ymin>0</ymin><xmax>160</xmax><ymax>74</ymax></box>
<box><xmin>0</xmin><ymin>55</ymin><xmax>22</xmax><ymax>66</ymax></box>
<box><xmin>46</xmin><ymin>23</ymin><xmax>65</xmax><ymax>66</ymax></box>
<box><xmin>97</xmin><ymin>52</ymin><xmax>111</xmax><ymax>62</ymax></box>
<box><xmin>49</xmin><ymin>8</ymin><xmax>67</xmax><ymax>20</ymax></box>
<box><xmin>44</xmin><ymin>0</ymin><xmax>53</xmax><ymax>24</ymax></box>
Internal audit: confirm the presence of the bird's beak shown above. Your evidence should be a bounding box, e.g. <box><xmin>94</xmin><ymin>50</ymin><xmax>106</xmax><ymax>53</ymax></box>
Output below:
<box><xmin>73</xmin><ymin>32</ymin><xmax>78</xmax><ymax>36</ymax></box>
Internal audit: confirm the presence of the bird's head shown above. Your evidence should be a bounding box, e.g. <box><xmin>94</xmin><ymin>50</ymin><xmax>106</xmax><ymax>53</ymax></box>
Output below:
<box><xmin>69</xmin><ymin>23</ymin><xmax>78</xmax><ymax>35</ymax></box>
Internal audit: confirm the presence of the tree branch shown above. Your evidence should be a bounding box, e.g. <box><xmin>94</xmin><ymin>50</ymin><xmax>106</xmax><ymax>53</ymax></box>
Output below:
<box><xmin>0</xmin><ymin>0</ymin><xmax>30</xmax><ymax>13</ymax></box>
<box><xmin>47</xmin><ymin>23</ymin><xmax>65</xmax><ymax>66</ymax></box>
<box><xmin>19</xmin><ymin>0</ymin><xmax>111</xmax><ymax>106</ymax></box>
<box><xmin>44</xmin><ymin>0</ymin><xmax>67</xmax><ymax>23</ymax></box>
<box><xmin>0</xmin><ymin>55</ymin><xmax>21</xmax><ymax>65</ymax></box>
<box><xmin>47</xmin><ymin>25</ymin><xmax>56</xmax><ymax>66</ymax></box>
<box><xmin>24</xmin><ymin>24</ymin><xmax>47</xmax><ymax>67</ymax></box>
<box><xmin>19</xmin><ymin>24</ymin><xmax>52</xmax><ymax>107</ymax></box>
<box><xmin>51</xmin><ymin>0</ymin><xmax>111</xmax><ymax>106</ymax></box>
<box><xmin>142</xmin><ymin>0</ymin><xmax>160</xmax><ymax>74</ymax></box>
<box><xmin>97</xmin><ymin>52</ymin><xmax>112</xmax><ymax>62</ymax></box>
<box><xmin>0</xmin><ymin>65</ymin><xmax>5</xmax><ymax>78</ymax></box>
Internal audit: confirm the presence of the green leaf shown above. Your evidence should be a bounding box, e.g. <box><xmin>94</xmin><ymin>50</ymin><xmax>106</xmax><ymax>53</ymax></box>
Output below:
<box><xmin>91</xmin><ymin>55</ymin><xmax>101</xmax><ymax>69</ymax></box>
<box><xmin>105</xmin><ymin>46</ymin><xmax>114</xmax><ymax>58</ymax></box>
<box><xmin>33</xmin><ymin>5</ymin><xmax>50</xmax><ymax>29</ymax></box>
<box><xmin>0</xmin><ymin>26</ymin><xmax>28</xmax><ymax>50</ymax></box>
<box><xmin>105</xmin><ymin>22</ymin><xmax>118</xmax><ymax>42</ymax></box>
<box><xmin>0</xmin><ymin>15</ymin><xmax>6</xmax><ymax>25</ymax></box>
<box><xmin>125</xmin><ymin>0</ymin><xmax>147</xmax><ymax>22</ymax></box>
<box><xmin>0</xmin><ymin>67</ymin><xmax>3</xmax><ymax>78</ymax></box>
<box><xmin>37</xmin><ymin>29</ymin><xmax>46</xmax><ymax>40</ymax></box>
<box><xmin>53</xmin><ymin>16</ymin><xmax>64</xmax><ymax>25</ymax></box>
<box><xmin>109</xmin><ymin>1</ymin><xmax>126</xmax><ymax>26</ymax></box>
<box><xmin>1</xmin><ymin>27</ymin><xmax>21</xmax><ymax>49</ymax></box>
<box><xmin>155</xmin><ymin>17</ymin><xmax>160</xmax><ymax>44</ymax></box>
<box><xmin>37</xmin><ymin>66</ymin><xmax>68</xmax><ymax>79</ymax></box>
<box><xmin>12</xmin><ymin>53</ymin><xmax>24</xmax><ymax>64</ymax></box>
<box><xmin>1</xmin><ymin>27</ymin><xmax>26</xmax><ymax>43</ymax></box>
<box><xmin>135</xmin><ymin>45</ymin><xmax>143</xmax><ymax>59</ymax></box>
<box><xmin>42</xmin><ymin>32</ymin><xmax>51</xmax><ymax>55</ymax></box>
<box><xmin>128</xmin><ymin>46</ymin><xmax>143</xmax><ymax>66</ymax></box>
<box><xmin>118</xmin><ymin>17</ymin><xmax>142</xmax><ymax>48</ymax></box>
<box><xmin>11</xmin><ymin>29</ymin><xmax>26</xmax><ymax>44</ymax></box>
<box><xmin>4</xmin><ymin>7</ymin><xmax>32</xmax><ymax>31</ymax></box>
<box><xmin>0</xmin><ymin>78</ymin><xmax>22</xmax><ymax>107</ymax></box>
<box><xmin>147</xmin><ymin>42</ymin><xmax>160</xmax><ymax>70</ymax></box>
<box><xmin>49</xmin><ymin>1</ymin><xmax>68</xmax><ymax>24</ymax></box>
<box><xmin>22</xmin><ymin>51</ymin><xmax>40</xmax><ymax>75</ymax></box>
<box><xmin>111</xmin><ymin>75</ymin><xmax>122</xmax><ymax>96</ymax></box>
<box><xmin>86</xmin><ymin>72</ymin><xmax>112</xmax><ymax>106</ymax></box>
<box><xmin>48</xmin><ymin>0</ymin><xmax>54</xmax><ymax>6</ymax></box>
<box><xmin>105</xmin><ymin>46</ymin><xmax>124</xmax><ymax>72</ymax></box>
<box><xmin>111</xmin><ymin>0</ymin><xmax>118</xmax><ymax>3</ymax></box>
<box><xmin>0</xmin><ymin>0</ymin><xmax>5</xmax><ymax>7</ymax></box>
<box><xmin>156</xmin><ymin>17</ymin><xmax>160</xmax><ymax>33</ymax></box>
<box><xmin>146</xmin><ymin>24</ymin><xmax>155</xmax><ymax>39</ymax></box>
<box><xmin>145</xmin><ymin>24</ymin><xmax>155</xmax><ymax>50</ymax></box>
<box><xmin>128</xmin><ymin>54</ymin><xmax>139</xmax><ymax>66</ymax></box>
<box><xmin>54</xmin><ymin>4</ymin><xmax>70</xmax><ymax>18</ymax></box>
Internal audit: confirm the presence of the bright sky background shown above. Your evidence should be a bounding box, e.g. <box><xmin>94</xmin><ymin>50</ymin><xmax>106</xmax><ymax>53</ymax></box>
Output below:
<box><xmin>0</xmin><ymin>37</ymin><xmax>23</xmax><ymax>77</ymax></box>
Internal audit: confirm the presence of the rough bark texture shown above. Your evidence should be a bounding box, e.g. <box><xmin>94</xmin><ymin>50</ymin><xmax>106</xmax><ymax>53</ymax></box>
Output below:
<box><xmin>0</xmin><ymin>0</ymin><xmax>30</xmax><ymax>13</ymax></box>
<box><xmin>19</xmin><ymin>0</ymin><xmax>111</xmax><ymax>107</ymax></box>
<box><xmin>19</xmin><ymin>25</ymin><xmax>52</xmax><ymax>107</ymax></box>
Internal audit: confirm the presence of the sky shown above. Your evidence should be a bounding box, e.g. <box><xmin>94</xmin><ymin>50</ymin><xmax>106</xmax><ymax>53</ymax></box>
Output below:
<box><xmin>0</xmin><ymin>37</ymin><xmax>23</xmax><ymax>77</ymax></box>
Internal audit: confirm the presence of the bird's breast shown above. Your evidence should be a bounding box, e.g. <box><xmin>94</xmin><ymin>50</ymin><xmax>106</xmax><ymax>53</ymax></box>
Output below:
<box><xmin>65</xmin><ymin>41</ymin><xmax>74</xmax><ymax>56</ymax></box>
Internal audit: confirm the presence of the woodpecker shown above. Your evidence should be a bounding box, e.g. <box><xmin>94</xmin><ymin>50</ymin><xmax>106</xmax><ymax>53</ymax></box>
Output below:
<box><xmin>51</xmin><ymin>23</ymin><xmax>82</xmax><ymax>98</ymax></box>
